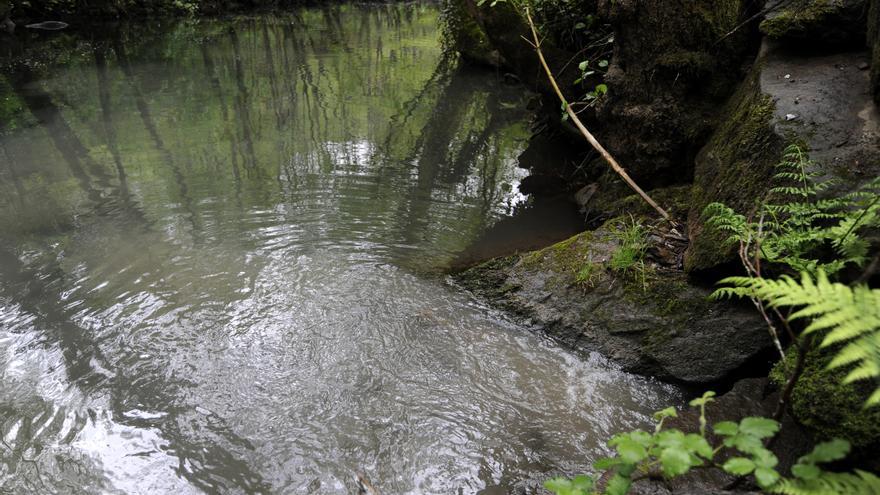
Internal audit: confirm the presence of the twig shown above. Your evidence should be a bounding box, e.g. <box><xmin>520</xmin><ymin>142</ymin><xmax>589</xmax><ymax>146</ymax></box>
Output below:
<box><xmin>524</xmin><ymin>8</ymin><xmax>675</xmax><ymax>226</ymax></box>
<box><xmin>773</xmin><ymin>333</ymin><xmax>813</xmax><ymax>421</ymax></box>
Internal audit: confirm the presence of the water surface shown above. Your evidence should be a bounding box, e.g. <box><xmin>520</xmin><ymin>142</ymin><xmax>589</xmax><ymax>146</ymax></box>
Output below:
<box><xmin>0</xmin><ymin>4</ymin><xmax>681</xmax><ymax>493</ymax></box>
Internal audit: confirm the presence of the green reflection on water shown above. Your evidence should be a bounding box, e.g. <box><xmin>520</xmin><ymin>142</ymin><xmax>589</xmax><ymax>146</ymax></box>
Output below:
<box><xmin>0</xmin><ymin>2</ymin><xmax>532</xmax><ymax>271</ymax></box>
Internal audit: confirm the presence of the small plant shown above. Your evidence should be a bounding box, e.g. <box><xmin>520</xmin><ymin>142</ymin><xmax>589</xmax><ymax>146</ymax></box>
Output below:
<box><xmin>704</xmin><ymin>145</ymin><xmax>880</xmax><ymax>278</ymax></box>
<box><xmin>704</xmin><ymin>145</ymin><xmax>880</xmax><ymax>418</ymax></box>
<box><xmin>544</xmin><ymin>392</ymin><xmax>880</xmax><ymax>495</ymax></box>
<box><xmin>715</xmin><ymin>270</ymin><xmax>880</xmax><ymax>407</ymax></box>
<box><xmin>575</xmin><ymin>262</ymin><xmax>597</xmax><ymax>286</ymax></box>
<box><xmin>609</xmin><ymin>217</ymin><xmax>648</xmax><ymax>287</ymax></box>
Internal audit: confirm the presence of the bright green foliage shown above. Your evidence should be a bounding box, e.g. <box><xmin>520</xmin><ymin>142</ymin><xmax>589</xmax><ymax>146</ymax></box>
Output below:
<box><xmin>704</xmin><ymin>145</ymin><xmax>880</xmax><ymax>277</ymax></box>
<box><xmin>609</xmin><ymin>217</ymin><xmax>648</xmax><ymax>277</ymax></box>
<box><xmin>544</xmin><ymin>394</ymin><xmax>873</xmax><ymax>495</ymax></box>
<box><xmin>771</xmin><ymin>440</ymin><xmax>880</xmax><ymax>494</ymax></box>
<box><xmin>714</xmin><ymin>271</ymin><xmax>880</xmax><ymax>406</ymax></box>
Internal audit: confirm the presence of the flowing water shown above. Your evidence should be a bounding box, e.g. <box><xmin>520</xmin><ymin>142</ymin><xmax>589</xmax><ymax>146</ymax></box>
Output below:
<box><xmin>0</xmin><ymin>4</ymin><xmax>681</xmax><ymax>493</ymax></box>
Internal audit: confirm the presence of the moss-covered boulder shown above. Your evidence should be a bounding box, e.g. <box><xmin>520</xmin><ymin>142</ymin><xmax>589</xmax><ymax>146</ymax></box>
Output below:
<box><xmin>442</xmin><ymin>0</ymin><xmax>503</xmax><ymax>68</ymax></box>
<box><xmin>760</xmin><ymin>0</ymin><xmax>868</xmax><ymax>48</ymax></box>
<box><xmin>684</xmin><ymin>65</ymin><xmax>784</xmax><ymax>272</ymax></box>
<box><xmin>592</xmin><ymin>0</ymin><xmax>757</xmax><ymax>186</ymax></box>
<box><xmin>456</xmin><ymin>218</ymin><xmax>770</xmax><ymax>384</ymax></box>
<box><xmin>771</xmin><ymin>348</ymin><xmax>880</xmax><ymax>452</ymax></box>
<box><xmin>685</xmin><ymin>40</ymin><xmax>880</xmax><ymax>272</ymax></box>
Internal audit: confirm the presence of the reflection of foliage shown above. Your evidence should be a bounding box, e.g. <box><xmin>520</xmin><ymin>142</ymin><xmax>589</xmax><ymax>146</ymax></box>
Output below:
<box><xmin>1</xmin><ymin>2</ymin><xmax>530</xmax><ymax>269</ymax></box>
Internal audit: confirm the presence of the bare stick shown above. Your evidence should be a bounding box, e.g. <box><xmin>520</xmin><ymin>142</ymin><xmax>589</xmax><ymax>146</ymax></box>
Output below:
<box><xmin>524</xmin><ymin>9</ymin><xmax>674</xmax><ymax>224</ymax></box>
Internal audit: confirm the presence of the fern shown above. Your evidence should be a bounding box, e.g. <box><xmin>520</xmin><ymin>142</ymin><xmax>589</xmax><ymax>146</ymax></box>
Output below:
<box><xmin>704</xmin><ymin>145</ymin><xmax>880</xmax><ymax>277</ymax></box>
<box><xmin>772</xmin><ymin>470</ymin><xmax>880</xmax><ymax>495</ymax></box>
<box><xmin>713</xmin><ymin>271</ymin><xmax>880</xmax><ymax>406</ymax></box>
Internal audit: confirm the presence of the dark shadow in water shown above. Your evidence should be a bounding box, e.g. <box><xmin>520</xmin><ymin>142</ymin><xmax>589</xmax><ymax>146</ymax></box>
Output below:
<box><xmin>112</xmin><ymin>36</ymin><xmax>203</xmax><ymax>242</ymax></box>
<box><xmin>93</xmin><ymin>42</ymin><xmax>130</xmax><ymax>199</ymax></box>
<box><xmin>8</xmin><ymin>64</ymin><xmax>106</xmax><ymax>204</ymax></box>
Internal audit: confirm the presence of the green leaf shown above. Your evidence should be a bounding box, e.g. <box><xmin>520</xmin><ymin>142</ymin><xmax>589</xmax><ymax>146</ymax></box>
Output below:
<box><xmin>722</xmin><ymin>457</ymin><xmax>756</xmax><ymax>475</ymax></box>
<box><xmin>605</xmin><ymin>474</ymin><xmax>632</xmax><ymax>495</ymax></box>
<box><xmin>594</xmin><ymin>84</ymin><xmax>608</xmax><ymax>95</ymax></box>
<box><xmin>578</xmin><ymin>60</ymin><xmax>589</xmax><ymax>71</ymax></box>
<box><xmin>752</xmin><ymin>447</ymin><xmax>779</xmax><ymax>469</ymax></box>
<box><xmin>713</xmin><ymin>421</ymin><xmax>738</xmax><ymax>436</ymax></box>
<box><xmin>754</xmin><ymin>467</ymin><xmax>781</xmax><ymax>489</ymax></box>
<box><xmin>615</xmin><ymin>437</ymin><xmax>648</xmax><ymax>464</ymax></box>
<box><xmin>574</xmin><ymin>22</ymin><xmax>586</xmax><ymax>30</ymax></box>
<box><xmin>593</xmin><ymin>456</ymin><xmax>620</xmax><ymax>471</ymax></box>
<box><xmin>653</xmin><ymin>407</ymin><xmax>677</xmax><ymax>421</ymax></box>
<box><xmin>727</xmin><ymin>433</ymin><xmax>764</xmax><ymax>454</ymax></box>
<box><xmin>682</xmin><ymin>434</ymin><xmax>713</xmax><ymax>459</ymax></box>
<box><xmin>660</xmin><ymin>448</ymin><xmax>692</xmax><ymax>477</ymax></box>
<box><xmin>570</xmin><ymin>475</ymin><xmax>594</xmax><ymax>492</ymax></box>
<box><xmin>689</xmin><ymin>390</ymin><xmax>716</xmax><ymax>407</ymax></box>
<box><xmin>791</xmin><ymin>463</ymin><xmax>821</xmax><ymax>480</ymax></box>
<box><xmin>628</xmin><ymin>430</ymin><xmax>653</xmax><ymax>447</ymax></box>
<box><xmin>598</xmin><ymin>60</ymin><xmax>609</xmax><ymax>68</ymax></box>
<box><xmin>544</xmin><ymin>477</ymin><xmax>571</xmax><ymax>494</ymax></box>
<box><xmin>802</xmin><ymin>439</ymin><xmax>850</xmax><ymax>464</ymax></box>
<box><xmin>739</xmin><ymin>417</ymin><xmax>780</xmax><ymax>439</ymax></box>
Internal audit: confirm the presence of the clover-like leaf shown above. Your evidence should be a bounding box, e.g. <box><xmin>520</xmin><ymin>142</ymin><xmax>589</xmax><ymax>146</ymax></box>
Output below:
<box><xmin>682</xmin><ymin>433</ymin><xmax>713</xmax><ymax>459</ymax></box>
<box><xmin>660</xmin><ymin>447</ymin><xmax>692</xmax><ymax>477</ymax></box>
<box><xmin>722</xmin><ymin>457</ymin><xmax>756</xmax><ymax>475</ymax></box>
<box><xmin>754</xmin><ymin>467</ymin><xmax>781</xmax><ymax>489</ymax></box>
<box><xmin>615</xmin><ymin>437</ymin><xmax>648</xmax><ymax>464</ymax></box>
<box><xmin>739</xmin><ymin>417</ymin><xmax>780</xmax><ymax>439</ymax></box>
<box><xmin>712</xmin><ymin>421</ymin><xmax>738</xmax><ymax>437</ymax></box>
<box><xmin>605</xmin><ymin>473</ymin><xmax>632</xmax><ymax>495</ymax></box>
<box><xmin>791</xmin><ymin>463</ymin><xmax>821</xmax><ymax>481</ymax></box>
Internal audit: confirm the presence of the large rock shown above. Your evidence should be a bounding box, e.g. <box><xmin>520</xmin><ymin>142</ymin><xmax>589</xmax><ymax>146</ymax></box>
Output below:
<box><xmin>760</xmin><ymin>0</ymin><xmax>868</xmax><ymax>48</ymax></box>
<box><xmin>770</xmin><ymin>348</ymin><xmax>880</xmax><ymax>460</ymax></box>
<box><xmin>686</xmin><ymin>40</ymin><xmax>880</xmax><ymax>271</ymax></box>
<box><xmin>457</xmin><ymin>218</ymin><xmax>771</xmax><ymax>384</ymax></box>
<box><xmin>591</xmin><ymin>0</ymin><xmax>757</xmax><ymax>187</ymax></box>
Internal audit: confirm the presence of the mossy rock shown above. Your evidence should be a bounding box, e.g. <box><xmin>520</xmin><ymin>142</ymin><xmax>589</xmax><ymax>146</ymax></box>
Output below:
<box><xmin>685</xmin><ymin>38</ymin><xmax>880</xmax><ymax>272</ymax></box>
<box><xmin>760</xmin><ymin>0</ymin><xmax>868</xmax><ymax>48</ymax></box>
<box><xmin>457</xmin><ymin>217</ymin><xmax>770</xmax><ymax>384</ymax></box>
<box><xmin>592</xmin><ymin>0</ymin><xmax>756</xmax><ymax>186</ymax></box>
<box><xmin>442</xmin><ymin>0</ymin><xmax>502</xmax><ymax>68</ymax></box>
<box><xmin>685</xmin><ymin>64</ymin><xmax>783</xmax><ymax>272</ymax></box>
<box><xmin>771</xmin><ymin>348</ymin><xmax>880</xmax><ymax>449</ymax></box>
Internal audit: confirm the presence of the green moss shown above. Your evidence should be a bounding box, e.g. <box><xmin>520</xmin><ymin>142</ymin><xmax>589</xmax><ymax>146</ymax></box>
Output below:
<box><xmin>686</xmin><ymin>66</ymin><xmax>784</xmax><ymax>272</ymax></box>
<box><xmin>771</xmin><ymin>348</ymin><xmax>880</xmax><ymax>448</ymax></box>
<box><xmin>759</xmin><ymin>0</ymin><xmax>836</xmax><ymax>39</ymax></box>
<box><xmin>441</xmin><ymin>0</ymin><xmax>494</xmax><ymax>62</ymax></box>
<box><xmin>605</xmin><ymin>185</ymin><xmax>693</xmax><ymax>223</ymax></box>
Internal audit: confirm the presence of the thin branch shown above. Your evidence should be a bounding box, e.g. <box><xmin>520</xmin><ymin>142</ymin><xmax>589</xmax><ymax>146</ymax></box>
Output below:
<box><xmin>524</xmin><ymin>8</ymin><xmax>675</xmax><ymax>226</ymax></box>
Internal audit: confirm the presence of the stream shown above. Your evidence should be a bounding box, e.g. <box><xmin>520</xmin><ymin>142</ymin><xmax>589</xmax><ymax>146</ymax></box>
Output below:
<box><xmin>0</xmin><ymin>3</ymin><xmax>681</xmax><ymax>493</ymax></box>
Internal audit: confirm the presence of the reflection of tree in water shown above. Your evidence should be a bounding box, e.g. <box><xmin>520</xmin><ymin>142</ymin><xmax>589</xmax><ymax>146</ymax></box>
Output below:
<box><xmin>0</xmin><ymin>3</ymin><xmax>533</xmax><ymax>489</ymax></box>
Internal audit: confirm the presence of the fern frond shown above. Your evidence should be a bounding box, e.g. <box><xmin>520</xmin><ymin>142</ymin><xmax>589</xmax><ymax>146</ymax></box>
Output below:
<box><xmin>715</xmin><ymin>271</ymin><xmax>880</xmax><ymax>407</ymax></box>
<box><xmin>772</xmin><ymin>470</ymin><xmax>880</xmax><ymax>495</ymax></box>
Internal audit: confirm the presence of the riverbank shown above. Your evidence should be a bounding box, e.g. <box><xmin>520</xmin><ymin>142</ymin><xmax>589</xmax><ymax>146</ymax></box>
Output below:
<box><xmin>446</xmin><ymin>0</ymin><xmax>880</xmax><ymax>487</ymax></box>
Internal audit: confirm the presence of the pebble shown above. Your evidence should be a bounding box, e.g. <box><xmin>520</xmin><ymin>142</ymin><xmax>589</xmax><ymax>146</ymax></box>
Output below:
<box><xmin>785</xmin><ymin>113</ymin><xmax>799</xmax><ymax>121</ymax></box>
<box><xmin>859</xmin><ymin>62</ymin><xmax>870</xmax><ymax>71</ymax></box>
